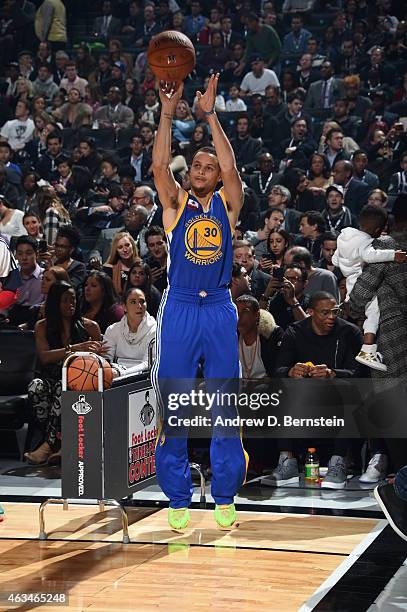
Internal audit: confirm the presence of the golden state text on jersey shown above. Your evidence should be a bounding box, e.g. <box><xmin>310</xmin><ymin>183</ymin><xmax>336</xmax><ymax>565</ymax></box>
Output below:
<box><xmin>165</xmin><ymin>188</ymin><xmax>233</xmax><ymax>290</ymax></box>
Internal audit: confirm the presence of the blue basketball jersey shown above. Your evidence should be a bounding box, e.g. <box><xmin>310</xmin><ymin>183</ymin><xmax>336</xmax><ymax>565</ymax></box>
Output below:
<box><xmin>165</xmin><ymin>188</ymin><xmax>233</xmax><ymax>290</ymax></box>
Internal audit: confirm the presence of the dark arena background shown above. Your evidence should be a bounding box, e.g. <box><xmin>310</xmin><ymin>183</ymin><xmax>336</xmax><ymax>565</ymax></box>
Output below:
<box><xmin>1</xmin><ymin>0</ymin><xmax>407</xmax><ymax>610</ymax></box>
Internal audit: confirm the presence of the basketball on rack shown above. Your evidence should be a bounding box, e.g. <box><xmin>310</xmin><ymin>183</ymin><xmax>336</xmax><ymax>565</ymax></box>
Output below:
<box><xmin>147</xmin><ymin>31</ymin><xmax>196</xmax><ymax>83</ymax></box>
<box><xmin>67</xmin><ymin>355</ymin><xmax>113</xmax><ymax>391</ymax></box>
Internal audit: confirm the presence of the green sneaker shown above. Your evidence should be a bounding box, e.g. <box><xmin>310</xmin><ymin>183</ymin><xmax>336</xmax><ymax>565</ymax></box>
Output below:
<box><xmin>168</xmin><ymin>507</ymin><xmax>190</xmax><ymax>531</ymax></box>
<box><xmin>214</xmin><ymin>504</ymin><xmax>237</xmax><ymax>529</ymax></box>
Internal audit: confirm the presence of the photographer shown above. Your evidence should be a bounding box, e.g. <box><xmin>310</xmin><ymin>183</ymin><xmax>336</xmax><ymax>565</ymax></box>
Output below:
<box><xmin>259</xmin><ymin>263</ymin><xmax>309</xmax><ymax>330</ymax></box>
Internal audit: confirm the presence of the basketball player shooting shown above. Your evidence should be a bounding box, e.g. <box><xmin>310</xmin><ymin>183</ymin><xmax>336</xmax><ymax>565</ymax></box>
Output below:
<box><xmin>151</xmin><ymin>74</ymin><xmax>249</xmax><ymax>531</ymax></box>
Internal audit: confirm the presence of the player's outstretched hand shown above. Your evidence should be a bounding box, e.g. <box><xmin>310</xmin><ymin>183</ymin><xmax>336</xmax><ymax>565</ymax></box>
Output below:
<box><xmin>196</xmin><ymin>73</ymin><xmax>219</xmax><ymax>114</ymax></box>
<box><xmin>158</xmin><ymin>81</ymin><xmax>184</xmax><ymax>115</ymax></box>
<box><xmin>395</xmin><ymin>250</ymin><xmax>407</xmax><ymax>263</ymax></box>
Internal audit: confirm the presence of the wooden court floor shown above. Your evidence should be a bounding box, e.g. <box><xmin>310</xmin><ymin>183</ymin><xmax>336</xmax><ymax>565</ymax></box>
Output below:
<box><xmin>0</xmin><ymin>503</ymin><xmax>380</xmax><ymax>611</ymax></box>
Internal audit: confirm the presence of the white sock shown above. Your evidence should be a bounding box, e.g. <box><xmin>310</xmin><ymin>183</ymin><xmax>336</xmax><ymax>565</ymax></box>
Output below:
<box><xmin>361</xmin><ymin>344</ymin><xmax>377</xmax><ymax>354</ymax></box>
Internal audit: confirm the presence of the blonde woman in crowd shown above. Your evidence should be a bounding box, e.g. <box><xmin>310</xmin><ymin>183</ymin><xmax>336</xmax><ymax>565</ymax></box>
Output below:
<box><xmin>103</xmin><ymin>232</ymin><xmax>139</xmax><ymax>296</ymax></box>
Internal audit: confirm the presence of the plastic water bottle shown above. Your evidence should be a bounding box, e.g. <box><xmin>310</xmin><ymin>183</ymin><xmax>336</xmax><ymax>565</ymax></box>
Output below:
<box><xmin>305</xmin><ymin>447</ymin><xmax>319</xmax><ymax>482</ymax></box>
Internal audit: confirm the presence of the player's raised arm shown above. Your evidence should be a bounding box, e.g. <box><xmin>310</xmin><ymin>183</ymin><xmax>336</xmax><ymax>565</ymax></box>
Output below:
<box><xmin>152</xmin><ymin>82</ymin><xmax>185</xmax><ymax>211</ymax></box>
<box><xmin>196</xmin><ymin>73</ymin><xmax>243</xmax><ymax>226</ymax></box>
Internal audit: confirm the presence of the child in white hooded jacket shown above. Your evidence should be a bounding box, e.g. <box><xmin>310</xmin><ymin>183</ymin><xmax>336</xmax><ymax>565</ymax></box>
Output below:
<box><xmin>332</xmin><ymin>204</ymin><xmax>407</xmax><ymax>371</ymax></box>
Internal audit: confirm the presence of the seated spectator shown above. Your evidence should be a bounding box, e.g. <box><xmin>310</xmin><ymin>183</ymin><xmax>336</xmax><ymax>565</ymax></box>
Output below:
<box><xmin>93</xmin><ymin>0</ymin><xmax>122</xmax><ymax>40</ymax></box>
<box><xmin>8</xmin><ymin>236</ymin><xmax>43</xmax><ymax>325</ymax></box>
<box><xmin>197</xmin><ymin>31</ymin><xmax>233</xmax><ymax>76</ymax></box>
<box><xmin>85</xmin><ymin>185</ymin><xmax>127</xmax><ymax>231</ymax></box>
<box><xmin>304</xmin><ymin>61</ymin><xmax>345</xmax><ymax>118</ymax></box>
<box><xmin>18</xmin><ymin>171</ymin><xmax>41</xmax><ymax>213</ymax></box>
<box><xmin>36</xmin><ymin>132</ymin><xmax>64</xmax><ymax>183</ymax></box>
<box><xmin>283</xmin><ymin>167</ymin><xmax>322</xmax><ymax>213</ymax></box>
<box><xmin>285</xmin><ymin>246</ymin><xmax>340</xmax><ymax>300</ymax></box>
<box><xmin>172</xmin><ymin>99</ymin><xmax>196</xmax><ymax>143</ymax></box>
<box><xmin>122</xmin><ymin>135</ymin><xmax>152</xmax><ymax>184</ymax></box>
<box><xmin>233</xmin><ymin>240</ymin><xmax>271</xmax><ymax>300</ymax></box>
<box><xmin>132</xmin><ymin>185</ymin><xmax>162</xmax><ymax>231</ymax></box>
<box><xmin>89</xmin><ymin>204</ymin><xmax>148</xmax><ymax>267</ymax></box>
<box><xmin>323</xmin><ymin>127</ymin><xmax>350</xmax><ymax>171</ymax></box>
<box><xmin>0</xmin><ymin>100</ymin><xmax>34</xmax><ymax>152</ymax></box>
<box><xmin>296</xmin><ymin>210</ymin><xmax>326</xmax><ymax>263</ymax></box>
<box><xmin>139</xmin><ymin>88</ymin><xmax>160</xmax><ymax>126</ymax></box>
<box><xmin>261</xmin><ymin>263</ymin><xmax>309</xmax><ymax>329</ymax></box>
<box><xmin>77</xmin><ymin>138</ymin><xmax>102</xmax><ymax>177</ymax></box>
<box><xmin>0</xmin><ymin>196</ymin><xmax>26</xmax><ymax>236</ymax></box>
<box><xmin>32</xmin><ymin>64</ymin><xmax>59</xmax><ymax>102</ymax></box>
<box><xmin>94</xmin><ymin>86</ymin><xmax>134</xmax><ymax>129</ymax></box>
<box><xmin>103</xmin><ymin>231</ymin><xmax>139</xmax><ymax>296</ymax></box>
<box><xmin>98</xmin><ymin>155</ymin><xmax>121</xmax><ymax>192</ymax></box>
<box><xmin>133</xmin><ymin>4</ymin><xmax>161</xmax><ymax>47</ymax></box>
<box><xmin>125</xmin><ymin>261</ymin><xmax>162</xmax><ymax>319</ymax></box>
<box><xmin>81</xmin><ymin>270</ymin><xmax>124</xmax><ymax>334</ymax></box>
<box><xmin>75</xmin><ymin>43</ymin><xmax>97</xmax><ymax>80</ymax></box>
<box><xmin>0</xmin><ymin>157</ymin><xmax>19</xmax><ymax>206</ymax></box>
<box><xmin>352</xmin><ymin>150</ymin><xmax>379</xmax><ymax>189</ymax></box>
<box><xmin>332</xmin><ymin>159</ymin><xmax>371</xmax><ymax>216</ymax></box>
<box><xmin>307</xmin><ymin>153</ymin><xmax>332</xmax><ymax>195</ymax></box>
<box><xmin>183</xmin><ymin>1</ymin><xmax>207</xmax><ymax>42</ymax></box>
<box><xmin>388</xmin><ymin>151</ymin><xmax>407</xmax><ymax>197</ymax></box>
<box><xmin>368</xmin><ymin>188</ymin><xmax>389</xmax><ymax>209</ymax></box>
<box><xmin>239</xmin><ymin>54</ymin><xmax>279</xmax><ymax>97</ymax></box>
<box><xmin>267</xmin><ymin>185</ymin><xmax>301</xmax><ymax>234</ymax></box>
<box><xmin>282</xmin><ymin>14</ymin><xmax>312</xmax><ymax>55</ymax></box>
<box><xmin>258</xmin><ymin>228</ymin><xmax>292</xmax><ymax>273</ymax></box>
<box><xmin>230</xmin><ymin>263</ymin><xmax>252</xmax><ymax>302</ymax></box>
<box><xmin>25</xmin><ymin>265</ymin><xmax>70</xmax><ymax>329</ymax></box>
<box><xmin>123</xmin><ymin>77</ymin><xmax>143</xmax><ymax>114</ymax></box>
<box><xmin>245</xmin><ymin>208</ymin><xmax>284</xmax><ymax>258</ymax></box>
<box><xmin>245</xmin><ymin>152</ymin><xmax>282</xmax><ymax>210</ymax></box>
<box><xmin>53</xmin><ymin>88</ymin><xmax>93</xmax><ymax>129</ymax></box>
<box><xmin>184</xmin><ymin>124</ymin><xmax>212</xmax><ymax>166</ymax></box>
<box><xmin>273</xmin><ymin>291</ymin><xmax>363</xmax><ymax>488</ymax></box>
<box><xmin>37</xmin><ymin>186</ymin><xmax>70</xmax><ymax>245</ymax></box>
<box><xmin>23</xmin><ymin>212</ymin><xmax>43</xmax><ymax>240</ymax></box>
<box><xmin>264</xmin><ymin>91</ymin><xmax>309</xmax><ymax>147</ymax></box>
<box><xmin>59</xmin><ymin>61</ymin><xmax>88</xmax><ymax>98</ymax></box>
<box><xmin>140</xmin><ymin>123</ymin><xmax>155</xmax><ymax>153</ymax></box>
<box><xmin>317</xmin><ymin>231</ymin><xmax>341</xmax><ymax>281</ymax></box>
<box><xmin>343</xmin><ymin>74</ymin><xmax>372</xmax><ymax>119</ymax></box>
<box><xmin>280</xmin><ymin>69</ymin><xmax>300</xmax><ymax>102</ymax></box>
<box><xmin>297</xmin><ymin>53</ymin><xmax>320</xmax><ymax>91</ymax></box>
<box><xmin>318</xmin><ymin>121</ymin><xmax>359</xmax><ymax>159</ymax></box>
<box><xmin>104</xmin><ymin>287</ymin><xmax>156</xmax><ymax>375</ymax></box>
<box><xmin>230</xmin><ymin>115</ymin><xmax>263</xmax><ymax>172</ymax></box>
<box><xmin>322</xmin><ymin>184</ymin><xmax>356</xmax><ymax>234</ymax></box>
<box><xmin>88</xmin><ymin>55</ymin><xmax>113</xmax><ymax>95</ymax></box>
<box><xmin>359</xmin><ymin>46</ymin><xmax>397</xmax><ymax>88</ymax></box>
<box><xmin>237</xmin><ymin>294</ymin><xmax>283</xmax><ymax>379</ymax></box>
<box><xmin>279</xmin><ymin>117</ymin><xmax>316</xmax><ymax>171</ymax></box>
<box><xmin>25</xmin><ymin>281</ymin><xmax>104</xmax><ymax>465</ymax></box>
<box><xmin>144</xmin><ymin>226</ymin><xmax>168</xmax><ymax>294</ymax></box>
<box><xmin>225</xmin><ymin>84</ymin><xmax>247</xmax><ymax>113</ymax></box>
<box><xmin>63</xmin><ymin>165</ymin><xmax>96</xmax><ymax>221</ymax></box>
<box><xmin>53</xmin><ymin>226</ymin><xmax>87</xmax><ymax>291</ymax></box>
<box><xmin>328</xmin><ymin>99</ymin><xmax>360</xmax><ymax>141</ymax></box>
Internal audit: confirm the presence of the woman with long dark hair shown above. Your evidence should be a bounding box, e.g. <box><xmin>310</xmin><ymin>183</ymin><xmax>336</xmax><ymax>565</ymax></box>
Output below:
<box><xmin>125</xmin><ymin>262</ymin><xmax>161</xmax><ymax>318</ymax></box>
<box><xmin>184</xmin><ymin>123</ymin><xmax>211</xmax><ymax>165</ymax></box>
<box><xmin>37</xmin><ymin>186</ymin><xmax>71</xmax><ymax>245</ymax></box>
<box><xmin>25</xmin><ymin>282</ymin><xmax>105</xmax><ymax>465</ymax></box>
<box><xmin>81</xmin><ymin>270</ymin><xmax>124</xmax><ymax>333</ymax></box>
<box><xmin>64</xmin><ymin>165</ymin><xmax>96</xmax><ymax>220</ymax></box>
<box><xmin>307</xmin><ymin>153</ymin><xmax>332</xmax><ymax>193</ymax></box>
<box><xmin>77</xmin><ymin>138</ymin><xmax>102</xmax><ymax>177</ymax></box>
<box><xmin>258</xmin><ymin>228</ymin><xmax>293</xmax><ymax>272</ymax></box>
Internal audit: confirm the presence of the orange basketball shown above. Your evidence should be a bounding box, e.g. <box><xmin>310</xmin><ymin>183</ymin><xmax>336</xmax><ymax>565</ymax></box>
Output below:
<box><xmin>147</xmin><ymin>31</ymin><xmax>196</xmax><ymax>83</ymax></box>
<box><xmin>67</xmin><ymin>355</ymin><xmax>113</xmax><ymax>391</ymax></box>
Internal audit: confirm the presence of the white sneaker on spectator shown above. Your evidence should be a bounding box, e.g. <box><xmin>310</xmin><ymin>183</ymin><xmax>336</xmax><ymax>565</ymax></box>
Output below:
<box><xmin>355</xmin><ymin>350</ymin><xmax>387</xmax><ymax>372</ymax></box>
<box><xmin>359</xmin><ymin>453</ymin><xmax>388</xmax><ymax>483</ymax></box>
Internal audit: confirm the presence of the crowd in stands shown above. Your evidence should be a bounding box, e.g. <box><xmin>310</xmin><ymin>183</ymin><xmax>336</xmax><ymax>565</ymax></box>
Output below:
<box><xmin>1</xmin><ymin>0</ymin><xmax>407</xmax><ymax>486</ymax></box>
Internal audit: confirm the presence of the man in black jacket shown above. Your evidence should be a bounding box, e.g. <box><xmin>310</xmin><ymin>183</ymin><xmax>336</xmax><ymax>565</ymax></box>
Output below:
<box><xmin>233</xmin><ymin>240</ymin><xmax>271</xmax><ymax>300</ymax></box>
<box><xmin>230</xmin><ymin>115</ymin><xmax>262</xmax><ymax>171</ymax></box>
<box><xmin>333</xmin><ymin>159</ymin><xmax>371</xmax><ymax>216</ymax></box>
<box><xmin>270</xmin><ymin>291</ymin><xmax>363</xmax><ymax>489</ymax></box>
